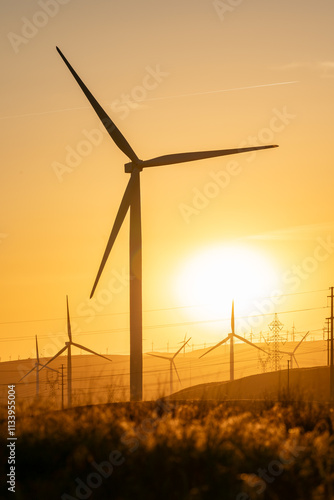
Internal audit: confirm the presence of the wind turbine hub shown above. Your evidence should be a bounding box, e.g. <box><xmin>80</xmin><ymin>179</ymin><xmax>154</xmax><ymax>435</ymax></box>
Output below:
<box><xmin>124</xmin><ymin>161</ymin><xmax>144</xmax><ymax>173</ymax></box>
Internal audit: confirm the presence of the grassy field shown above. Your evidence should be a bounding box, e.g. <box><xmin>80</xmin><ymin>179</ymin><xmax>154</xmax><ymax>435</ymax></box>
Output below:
<box><xmin>1</xmin><ymin>397</ymin><xmax>334</xmax><ymax>500</ymax></box>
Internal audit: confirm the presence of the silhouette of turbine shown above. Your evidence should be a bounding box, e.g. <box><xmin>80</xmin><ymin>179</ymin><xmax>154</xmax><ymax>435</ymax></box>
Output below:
<box><xmin>148</xmin><ymin>338</ymin><xmax>191</xmax><ymax>394</ymax></box>
<box><xmin>280</xmin><ymin>330</ymin><xmax>310</xmax><ymax>368</ymax></box>
<box><xmin>18</xmin><ymin>335</ymin><xmax>59</xmax><ymax>399</ymax></box>
<box><xmin>41</xmin><ymin>296</ymin><xmax>112</xmax><ymax>407</ymax></box>
<box><xmin>56</xmin><ymin>47</ymin><xmax>278</xmax><ymax>400</ymax></box>
<box><xmin>178</xmin><ymin>333</ymin><xmax>191</xmax><ymax>355</ymax></box>
<box><xmin>200</xmin><ymin>301</ymin><xmax>268</xmax><ymax>381</ymax></box>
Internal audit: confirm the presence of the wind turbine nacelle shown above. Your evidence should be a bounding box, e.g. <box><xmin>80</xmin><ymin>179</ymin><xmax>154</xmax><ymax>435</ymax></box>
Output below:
<box><xmin>125</xmin><ymin>161</ymin><xmax>144</xmax><ymax>173</ymax></box>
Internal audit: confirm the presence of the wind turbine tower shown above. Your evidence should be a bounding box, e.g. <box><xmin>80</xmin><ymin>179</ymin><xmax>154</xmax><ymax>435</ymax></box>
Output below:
<box><xmin>280</xmin><ymin>331</ymin><xmax>310</xmax><ymax>369</ymax></box>
<box><xmin>18</xmin><ymin>336</ymin><xmax>59</xmax><ymax>399</ymax></box>
<box><xmin>148</xmin><ymin>338</ymin><xmax>191</xmax><ymax>394</ymax></box>
<box><xmin>41</xmin><ymin>296</ymin><xmax>112</xmax><ymax>407</ymax></box>
<box><xmin>55</xmin><ymin>47</ymin><xmax>278</xmax><ymax>400</ymax></box>
<box><xmin>200</xmin><ymin>301</ymin><xmax>268</xmax><ymax>381</ymax></box>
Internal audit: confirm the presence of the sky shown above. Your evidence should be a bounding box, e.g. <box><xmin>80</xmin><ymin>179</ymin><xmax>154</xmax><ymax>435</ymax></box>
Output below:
<box><xmin>0</xmin><ymin>0</ymin><xmax>334</xmax><ymax>362</ymax></box>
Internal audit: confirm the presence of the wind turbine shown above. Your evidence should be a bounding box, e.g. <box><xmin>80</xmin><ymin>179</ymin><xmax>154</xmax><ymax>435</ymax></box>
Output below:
<box><xmin>148</xmin><ymin>338</ymin><xmax>191</xmax><ymax>394</ymax></box>
<box><xmin>280</xmin><ymin>331</ymin><xmax>310</xmax><ymax>369</ymax></box>
<box><xmin>41</xmin><ymin>296</ymin><xmax>112</xmax><ymax>408</ymax></box>
<box><xmin>55</xmin><ymin>47</ymin><xmax>278</xmax><ymax>401</ymax></box>
<box><xmin>178</xmin><ymin>333</ymin><xmax>191</xmax><ymax>355</ymax></box>
<box><xmin>18</xmin><ymin>335</ymin><xmax>59</xmax><ymax>399</ymax></box>
<box><xmin>200</xmin><ymin>301</ymin><xmax>268</xmax><ymax>381</ymax></box>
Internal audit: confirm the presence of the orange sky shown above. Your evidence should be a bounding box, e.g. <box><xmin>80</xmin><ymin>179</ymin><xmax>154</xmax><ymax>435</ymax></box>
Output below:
<box><xmin>0</xmin><ymin>0</ymin><xmax>334</xmax><ymax>361</ymax></box>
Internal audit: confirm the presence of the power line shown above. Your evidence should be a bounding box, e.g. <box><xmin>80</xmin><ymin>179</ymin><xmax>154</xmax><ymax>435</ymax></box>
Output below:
<box><xmin>0</xmin><ymin>305</ymin><xmax>329</xmax><ymax>344</ymax></box>
<box><xmin>0</xmin><ymin>288</ymin><xmax>328</xmax><ymax>327</ymax></box>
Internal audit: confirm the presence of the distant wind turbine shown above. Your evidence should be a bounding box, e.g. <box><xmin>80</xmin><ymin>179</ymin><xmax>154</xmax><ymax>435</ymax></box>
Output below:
<box><xmin>18</xmin><ymin>335</ymin><xmax>59</xmax><ymax>399</ymax></box>
<box><xmin>200</xmin><ymin>301</ymin><xmax>268</xmax><ymax>381</ymax></box>
<box><xmin>178</xmin><ymin>333</ymin><xmax>191</xmax><ymax>355</ymax></box>
<box><xmin>280</xmin><ymin>331</ymin><xmax>310</xmax><ymax>368</ymax></box>
<box><xmin>56</xmin><ymin>47</ymin><xmax>278</xmax><ymax>401</ymax></box>
<box><xmin>41</xmin><ymin>296</ymin><xmax>112</xmax><ymax>408</ymax></box>
<box><xmin>148</xmin><ymin>338</ymin><xmax>191</xmax><ymax>394</ymax></box>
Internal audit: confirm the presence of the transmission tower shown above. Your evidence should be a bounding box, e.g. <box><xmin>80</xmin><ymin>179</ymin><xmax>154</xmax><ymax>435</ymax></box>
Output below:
<box><xmin>46</xmin><ymin>370</ymin><xmax>59</xmax><ymax>403</ymax></box>
<box><xmin>257</xmin><ymin>351</ymin><xmax>270</xmax><ymax>373</ymax></box>
<box><xmin>267</xmin><ymin>313</ymin><xmax>285</xmax><ymax>371</ymax></box>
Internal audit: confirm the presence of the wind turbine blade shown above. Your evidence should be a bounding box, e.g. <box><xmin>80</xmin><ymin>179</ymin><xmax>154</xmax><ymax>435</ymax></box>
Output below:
<box><xmin>177</xmin><ymin>333</ymin><xmax>187</xmax><ymax>344</ymax></box>
<box><xmin>71</xmin><ymin>342</ymin><xmax>112</xmax><ymax>362</ymax></box>
<box><xmin>66</xmin><ymin>295</ymin><xmax>72</xmax><ymax>342</ymax></box>
<box><xmin>147</xmin><ymin>352</ymin><xmax>171</xmax><ymax>361</ymax></box>
<box><xmin>140</xmin><ymin>145</ymin><xmax>278</xmax><ymax>168</ymax></box>
<box><xmin>233</xmin><ymin>333</ymin><xmax>268</xmax><ymax>354</ymax></box>
<box><xmin>38</xmin><ymin>363</ymin><xmax>59</xmax><ymax>374</ymax></box>
<box><xmin>173</xmin><ymin>338</ymin><xmax>191</xmax><ymax>359</ymax></box>
<box><xmin>56</xmin><ymin>47</ymin><xmax>139</xmax><ymax>164</ymax></box>
<box><xmin>172</xmin><ymin>360</ymin><xmax>181</xmax><ymax>385</ymax></box>
<box><xmin>292</xmin><ymin>354</ymin><xmax>299</xmax><ymax>368</ymax></box>
<box><xmin>293</xmin><ymin>331</ymin><xmax>310</xmax><ymax>353</ymax></box>
<box><xmin>35</xmin><ymin>335</ymin><xmax>39</xmax><ymax>363</ymax></box>
<box><xmin>90</xmin><ymin>175</ymin><xmax>134</xmax><ymax>297</ymax></box>
<box><xmin>18</xmin><ymin>366</ymin><xmax>36</xmax><ymax>382</ymax></box>
<box><xmin>231</xmin><ymin>300</ymin><xmax>235</xmax><ymax>335</ymax></box>
<box><xmin>199</xmin><ymin>336</ymin><xmax>230</xmax><ymax>358</ymax></box>
<box><xmin>39</xmin><ymin>346</ymin><xmax>68</xmax><ymax>370</ymax></box>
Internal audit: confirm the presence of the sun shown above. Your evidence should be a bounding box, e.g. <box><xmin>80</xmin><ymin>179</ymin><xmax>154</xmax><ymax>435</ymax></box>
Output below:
<box><xmin>175</xmin><ymin>244</ymin><xmax>278</xmax><ymax>324</ymax></box>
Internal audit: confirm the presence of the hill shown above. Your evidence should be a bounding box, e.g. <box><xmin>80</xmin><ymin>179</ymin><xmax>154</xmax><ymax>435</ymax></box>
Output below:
<box><xmin>171</xmin><ymin>366</ymin><xmax>331</xmax><ymax>402</ymax></box>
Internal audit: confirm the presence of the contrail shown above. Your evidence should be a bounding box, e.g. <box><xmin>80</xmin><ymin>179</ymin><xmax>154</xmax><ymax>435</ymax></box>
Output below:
<box><xmin>146</xmin><ymin>80</ymin><xmax>299</xmax><ymax>101</ymax></box>
<box><xmin>1</xmin><ymin>80</ymin><xmax>298</xmax><ymax>120</ymax></box>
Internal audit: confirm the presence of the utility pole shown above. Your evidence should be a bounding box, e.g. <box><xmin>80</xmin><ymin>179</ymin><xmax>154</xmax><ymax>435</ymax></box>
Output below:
<box><xmin>326</xmin><ymin>318</ymin><xmax>330</xmax><ymax>366</ymax></box>
<box><xmin>329</xmin><ymin>287</ymin><xmax>334</xmax><ymax>403</ymax></box>
<box><xmin>287</xmin><ymin>359</ymin><xmax>290</xmax><ymax>399</ymax></box>
<box><xmin>61</xmin><ymin>364</ymin><xmax>64</xmax><ymax>410</ymax></box>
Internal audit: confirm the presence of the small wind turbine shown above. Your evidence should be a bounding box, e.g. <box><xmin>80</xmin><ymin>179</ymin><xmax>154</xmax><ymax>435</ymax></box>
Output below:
<box><xmin>56</xmin><ymin>47</ymin><xmax>278</xmax><ymax>401</ymax></box>
<box><xmin>280</xmin><ymin>331</ymin><xmax>310</xmax><ymax>369</ymax></box>
<box><xmin>148</xmin><ymin>338</ymin><xmax>191</xmax><ymax>394</ymax></box>
<box><xmin>18</xmin><ymin>335</ymin><xmax>59</xmax><ymax>399</ymax></box>
<box><xmin>41</xmin><ymin>296</ymin><xmax>112</xmax><ymax>408</ymax></box>
<box><xmin>178</xmin><ymin>333</ymin><xmax>191</xmax><ymax>355</ymax></box>
<box><xmin>200</xmin><ymin>301</ymin><xmax>268</xmax><ymax>381</ymax></box>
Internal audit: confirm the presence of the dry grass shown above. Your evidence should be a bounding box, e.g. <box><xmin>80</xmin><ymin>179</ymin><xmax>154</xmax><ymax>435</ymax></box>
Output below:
<box><xmin>1</xmin><ymin>398</ymin><xmax>334</xmax><ymax>499</ymax></box>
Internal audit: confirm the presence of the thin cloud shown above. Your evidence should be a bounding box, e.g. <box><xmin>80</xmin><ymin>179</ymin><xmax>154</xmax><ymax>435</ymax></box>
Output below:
<box><xmin>272</xmin><ymin>61</ymin><xmax>334</xmax><ymax>78</ymax></box>
<box><xmin>272</xmin><ymin>62</ymin><xmax>313</xmax><ymax>71</ymax></box>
